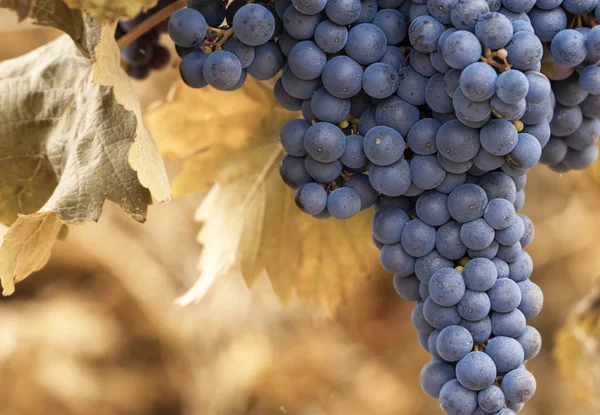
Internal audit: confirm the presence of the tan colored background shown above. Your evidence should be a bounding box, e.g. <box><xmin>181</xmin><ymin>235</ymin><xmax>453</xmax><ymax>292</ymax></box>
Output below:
<box><xmin>1</xmin><ymin>10</ymin><xmax>599</xmax><ymax>415</ymax></box>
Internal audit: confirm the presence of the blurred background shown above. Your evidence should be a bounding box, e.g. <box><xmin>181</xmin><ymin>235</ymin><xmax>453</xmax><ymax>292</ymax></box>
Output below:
<box><xmin>1</xmin><ymin>10</ymin><xmax>599</xmax><ymax>415</ymax></box>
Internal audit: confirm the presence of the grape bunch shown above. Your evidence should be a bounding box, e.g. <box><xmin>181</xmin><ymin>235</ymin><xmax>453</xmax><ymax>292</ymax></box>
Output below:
<box><xmin>160</xmin><ymin>0</ymin><xmax>600</xmax><ymax>412</ymax></box>
<box><xmin>116</xmin><ymin>0</ymin><xmax>175</xmax><ymax>80</ymax></box>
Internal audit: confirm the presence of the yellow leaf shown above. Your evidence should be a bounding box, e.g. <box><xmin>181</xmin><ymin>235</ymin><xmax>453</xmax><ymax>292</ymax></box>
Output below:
<box><xmin>149</xmin><ymin>78</ymin><xmax>379</xmax><ymax>309</ymax></box>
<box><xmin>64</xmin><ymin>0</ymin><xmax>160</xmax><ymax>21</ymax></box>
<box><xmin>0</xmin><ymin>212</ymin><xmax>62</xmax><ymax>296</ymax></box>
<box><xmin>0</xmin><ymin>14</ymin><xmax>169</xmax><ymax>293</ymax></box>
<box><xmin>554</xmin><ymin>283</ymin><xmax>600</xmax><ymax>402</ymax></box>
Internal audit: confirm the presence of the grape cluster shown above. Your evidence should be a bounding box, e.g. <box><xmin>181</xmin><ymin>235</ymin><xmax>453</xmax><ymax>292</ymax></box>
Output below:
<box><xmin>170</xmin><ymin>0</ymin><xmax>285</xmax><ymax>90</ymax></box>
<box><xmin>161</xmin><ymin>0</ymin><xmax>600</xmax><ymax>412</ymax></box>
<box><xmin>116</xmin><ymin>0</ymin><xmax>174</xmax><ymax>80</ymax></box>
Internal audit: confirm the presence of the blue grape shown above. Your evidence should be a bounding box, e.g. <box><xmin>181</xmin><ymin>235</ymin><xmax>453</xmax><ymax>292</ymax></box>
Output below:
<box><xmin>375</xmin><ymin>96</ymin><xmax>421</xmax><ymax>135</ymax></box>
<box><xmin>350</xmin><ymin>92</ymin><xmax>372</xmax><ymax>117</ymax></box>
<box><xmin>363</xmin><ymin>62</ymin><xmax>399</xmax><ymax>99</ymax></box>
<box><xmin>456</xmin><ymin>351</ymin><xmax>497</xmax><ymax>391</ymax></box>
<box><xmin>203</xmin><ymin>50</ymin><xmax>242</xmax><ymax>90</ymax></box>
<box><xmin>407</xmin><ymin>118</ymin><xmax>441</xmax><ymax>155</ymax></box>
<box><xmin>121</xmin><ymin>37</ymin><xmax>154</xmax><ymax>67</ymax></box>
<box><xmin>340</xmin><ymin>134</ymin><xmax>366</xmax><ymax>168</ymax></box>
<box><xmin>528</xmin><ymin>7</ymin><xmax>566</xmax><ymax>43</ymax></box>
<box><xmin>562</xmin><ymin>0</ymin><xmax>599</xmax><ymax>14</ymax></box>
<box><xmin>278</xmin><ymin>32</ymin><xmax>299</xmax><ymax>56</ymax></box>
<box><xmin>420</xmin><ymin>282</ymin><xmax>431</xmax><ymax>300</ymax></box>
<box><xmin>501</xmin><ymin>368</ymin><xmax>536</xmax><ymax>403</ymax></box>
<box><xmin>358</xmin><ymin>108</ymin><xmax>377</xmax><ymax>135</ymax></box>
<box><xmin>410</xmin><ymin>155</ymin><xmax>447</xmax><ymax>189</ymax></box>
<box><xmin>522</xmin><ymin>121</ymin><xmax>551</xmax><ymax>148</ymax></box>
<box><xmin>288</xmin><ymin>40</ymin><xmax>326</xmax><ymax>80</ymax></box>
<box><xmin>415</xmin><ymin>250</ymin><xmax>454</xmax><ymax>284</ymax></box>
<box><xmin>430</xmin><ymin>49</ymin><xmax>451</xmax><ymax>73</ymax></box>
<box><xmin>401</xmin><ymin>219</ymin><xmax>437</xmax><ymax>257</ymax></box>
<box><xmin>461</xmin><ymin>317</ymin><xmax>492</xmax><ymax>344</ymax></box>
<box><xmin>281</xmin><ymin>65</ymin><xmax>321</xmax><ymax>100</ymax></box>
<box><xmin>460</xmin><ymin>219</ymin><xmax>495</xmax><ymax>250</ymax></box>
<box><xmin>443</xmin><ymin>68</ymin><xmax>462</xmax><ymax>98</ymax></box>
<box><xmin>484</xmin><ymin>198</ymin><xmax>516</xmax><ymax>230</ymax></box>
<box><xmin>495</xmin><ymin>213</ymin><xmax>525</xmax><ymax>244</ymax></box>
<box><xmin>458</xmin><ymin>289</ymin><xmax>491</xmax><ymax>321</ymax></box>
<box><xmin>363</xmin><ymin>125</ymin><xmax>405</xmax><ymax>166</ymax></box>
<box><xmin>520</xmin><ymin>98</ymin><xmax>552</xmax><ymax>125</ymax></box>
<box><xmin>310</xmin><ymin>87</ymin><xmax>351</xmax><ymax>123</ymax></box>
<box><xmin>491</xmin><ymin>308</ymin><xmax>526</xmax><ymax>337</ymax></box>
<box><xmin>379</xmin><ymin>46</ymin><xmax>406</xmax><ymax>71</ymax></box>
<box><xmin>190</xmin><ymin>0</ymin><xmax>226</xmax><ymax>27</ymax></box>
<box><xmin>274</xmin><ymin>77</ymin><xmax>302</xmax><ymax>109</ymax></box>
<box><xmin>368</xmin><ymin>158</ymin><xmax>412</xmax><ymax>196</ymax></box>
<box><xmin>540</xmin><ymin>137</ymin><xmax>568</xmax><ymax>165</ymax></box>
<box><xmin>490</xmin><ymin>96</ymin><xmax>526</xmax><ymax>121</ymax></box>
<box><xmin>223</xmin><ymin>38</ymin><xmax>255</xmax><ymax>68</ymax></box>
<box><xmin>280</xmin><ymin>154</ymin><xmax>312</xmax><ymax>188</ymax></box>
<box><xmin>533</xmin><ymin>0</ymin><xmax>562</xmax><ymax>8</ymax></box>
<box><xmin>513</xmin><ymin>189</ymin><xmax>525</xmax><ymax>211</ymax></box>
<box><xmin>393</xmin><ymin>274</ymin><xmax>422</xmax><ymax>301</ymax></box>
<box><xmin>517</xmin><ymin>280</ymin><xmax>543</xmax><ymax>318</ymax></box>
<box><xmin>426</xmin><ymin>0</ymin><xmax>454</xmax><ymax>24</ymax></box>
<box><xmin>428</xmin><ymin>330</ymin><xmax>442</xmax><ymax>358</ymax></box>
<box><xmin>304</xmin><ymin>122</ymin><xmax>345</xmax><ymax>163</ymax></box>
<box><xmin>452</xmin><ymin>89</ymin><xmax>492</xmax><ymax>124</ymax></box>
<box><xmin>580</xmin><ymin>93</ymin><xmax>600</xmax><ymax>118</ymax></box>
<box><xmin>550</xmin><ymin>29</ymin><xmax>587</xmax><ymax>67</ymax></box>
<box><xmin>301</xmin><ymin>99</ymin><xmax>314</xmax><ymax>121</ymax></box>
<box><xmin>436</xmin><ymin>220</ymin><xmax>468</xmax><ymax>260</ymax></box>
<box><xmin>519</xmin><ymin>214</ymin><xmax>534</xmax><ymax>247</ymax></box>
<box><xmin>512</xmin><ymin>19</ymin><xmax>534</xmax><ymax>33</ymax></box>
<box><xmin>508</xmin><ymin>251</ymin><xmax>533</xmax><ymax>282</ymax></box>
<box><xmin>493</xmin><ymin>257</ymin><xmax>510</xmax><ymax>279</ymax></box>
<box><xmin>325</xmin><ymin>0</ymin><xmax>362</xmax><ymax>25</ymax></box>
<box><xmin>420</xmin><ymin>359</ymin><xmax>457</xmax><ymax>398</ymax></box>
<box><xmin>496</xmin><ymin>70</ymin><xmax>529</xmax><ymax>104</ymax></box>
<box><xmin>314</xmin><ymin>20</ymin><xmax>348</xmax><ymax>53</ymax></box>
<box><xmin>413</xmin><ymin>302</ymin><xmax>436</xmax><ymax>333</ymax></box>
<box><xmin>473</xmin><ymin>147</ymin><xmax>505</xmax><ymax>171</ymax></box>
<box><xmin>232</xmin><ymin>4</ymin><xmax>275</xmax><ymax>46</ymax></box>
<box><xmin>304</xmin><ymin>155</ymin><xmax>342</xmax><ymax>182</ymax></box>
<box><xmin>485</xmin><ymin>336</ymin><xmax>524</xmax><ymax>373</ymax></box>
<box><xmin>554</xmin><ymin>76</ymin><xmax>588</xmax><ymax>107</ymax></box>
<box><xmin>499</xmin><ymin>7</ymin><xmax>531</xmax><ymax>22</ymax></box>
<box><xmin>274</xmin><ymin>0</ymin><xmax>292</xmax><ymax>17</ymax></box>
<box><xmin>295</xmin><ymin>182</ymin><xmax>327</xmax><ymax>214</ymax></box>
<box><xmin>327</xmin><ymin>187</ymin><xmax>361</xmax><ymax>218</ymax></box>
<box><xmin>436</xmin><ymin>120</ymin><xmax>481</xmax><ymax>162</ymax></box>
<box><xmin>580</xmin><ymin>65</ymin><xmax>600</xmax><ymax>95</ymax></box>
<box><xmin>507</xmin><ymin>133</ymin><xmax>541</xmax><ymax>170</ymax></box>
<box><xmin>468</xmin><ymin>240</ymin><xmax>500</xmax><ymax>259</ymax></box>
<box><xmin>397</xmin><ymin>67</ymin><xmax>429</xmax><ymax>106</ymax></box>
<box><xmin>488</xmin><ymin>278</ymin><xmax>522</xmax><ymax>313</ymax></box>
<box><xmin>409</xmin><ymin>3</ymin><xmax>430</xmax><ymax>20</ymax></box>
<box><xmin>586</xmin><ymin>25</ymin><xmax>600</xmax><ymax>65</ymax></box>
<box><xmin>426</xmin><ymin>73</ymin><xmax>455</xmax><ymax>113</ymax></box>
<box><xmin>321</xmin><ymin>55</ymin><xmax>364</xmax><ymax>98</ymax></box>
<box><xmin>565</xmin><ymin>117</ymin><xmax>600</xmax><ymax>150</ymax></box>
<box><xmin>168</xmin><ymin>8</ymin><xmax>207</xmax><ymax>48</ymax></box>
<box><xmin>450</xmin><ymin>0</ymin><xmax>490</xmax><ymax>31</ymax></box>
<box><xmin>179</xmin><ymin>50</ymin><xmax>208</xmax><ymax>88</ymax></box>
<box><xmin>563</xmin><ymin>145</ymin><xmax>599</xmax><ymax>170</ymax></box>
<box><xmin>355</xmin><ymin>0</ymin><xmax>377</xmax><ymax>23</ymax></box>
<box><xmin>478</xmin><ymin>385</ymin><xmax>506</xmax><ymax>413</ymax></box>
<box><xmin>247</xmin><ymin>42</ymin><xmax>284</xmax><ymax>80</ymax></box>
<box><xmin>448</xmin><ymin>184</ymin><xmax>488</xmax><ymax>222</ymax></box>
<box><xmin>292</xmin><ymin>0</ymin><xmax>327</xmax><ymax>15</ymax></box>
<box><xmin>429</xmin><ymin>268</ymin><xmax>466</xmax><ymax>307</ymax></box>
<box><xmin>525</xmin><ymin>72</ymin><xmax>551</xmax><ymax>103</ymax></box>
<box><xmin>344</xmin><ymin>174</ymin><xmax>378</xmax><ymax>209</ymax></box>
<box><xmin>282</xmin><ymin>5</ymin><xmax>322</xmax><ymax>40</ymax></box>
<box><xmin>345</xmin><ymin>23</ymin><xmax>388</xmax><ymax>65</ymax></box>
<box><xmin>441</xmin><ymin>30</ymin><xmax>482</xmax><ymax>70</ymax></box>
<box><xmin>409</xmin><ymin>15</ymin><xmax>445</xmax><ymax>53</ymax></box>
<box><xmin>372</xmin><ymin>206</ymin><xmax>409</xmax><ymax>244</ymax></box>
<box><xmin>460</xmin><ymin>62</ymin><xmax>497</xmax><ymax>102</ymax></box>
<box><xmin>437</xmin><ymin>324</ymin><xmax>474</xmax><ymax>361</ymax></box>
<box><xmin>497</xmin><ymin>242</ymin><xmax>522</xmax><ymax>263</ymax></box>
<box><xmin>517</xmin><ymin>326</ymin><xmax>542</xmax><ymax>360</ymax></box>
<box><xmin>424</xmin><ymin>297</ymin><xmax>463</xmax><ymax>329</ymax></box>
<box><xmin>416</xmin><ymin>191</ymin><xmax>450</xmax><ymax>226</ymax></box>
<box><xmin>372</xmin><ymin>9</ymin><xmax>408</xmax><ymax>45</ymax></box>
<box><xmin>463</xmin><ymin>258</ymin><xmax>497</xmax><ymax>291</ymax></box>
<box><xmin>506</xmin><ymin>31</ymin><xmax>543</xmax><ymax>70</ymax></box>
<box><xmin>439</xmin><ymin>380</ymin><xmax>478</xmax><ymax>415</ymax></box>
<box><xmin>280</xmin><ymin>119</ymin><xmax>311</xmax><ymax>156</ymax></box>
<box><xmin>410</xmin><ymin>50</ymin><xmax>438</xmax><ymax>76</ymax></box>
<box><xmin>381</xmin><ymin>243</ymin><xmax>415</xmax><ymax>276</ymax></box>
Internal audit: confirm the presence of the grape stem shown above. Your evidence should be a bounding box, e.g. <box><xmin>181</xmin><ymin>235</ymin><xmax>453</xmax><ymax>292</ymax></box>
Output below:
<box><xmin>117</xmin><ymin>0</ymin><xmax>187</xmax><ymax>50</ymax></box>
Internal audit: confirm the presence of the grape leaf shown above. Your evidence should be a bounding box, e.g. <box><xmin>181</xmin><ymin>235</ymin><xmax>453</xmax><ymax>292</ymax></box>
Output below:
<box><xmin>63</xmin><ymin>0</ymin><xmax>160</xmax><ymax>21</ymax></box>
<box><xmin>555</xmin><ymin>284</ymin><xmax>600</xmax><ymax>402</ymax></box>
<box><xmin>146</xmin><ymin>79</ymin><xmax>379</xmax><ymax>309</ymax></box>
<box><xmin>0</xmin><ymin>14</ymin><xmax>170</xmax><ymax>294</ymax></box>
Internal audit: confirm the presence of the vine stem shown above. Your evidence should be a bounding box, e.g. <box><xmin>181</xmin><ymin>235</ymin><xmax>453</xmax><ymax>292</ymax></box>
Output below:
<box><xmin>117</xmin><ymin>0</ymin><xmax>187</xmax><ymax>50</ymax></box>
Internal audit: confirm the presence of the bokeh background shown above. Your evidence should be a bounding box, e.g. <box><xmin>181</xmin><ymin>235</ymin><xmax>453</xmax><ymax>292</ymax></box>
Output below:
<box><xmin>1</xmin><ymin>10</ymin><xmax>599</xmax><ymax>415</ymax></box>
